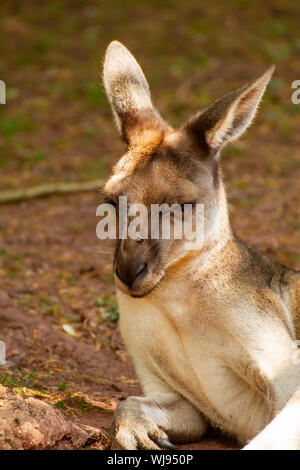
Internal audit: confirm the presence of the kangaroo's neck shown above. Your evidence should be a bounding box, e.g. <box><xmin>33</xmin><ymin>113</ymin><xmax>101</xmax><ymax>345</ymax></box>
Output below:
<box><xmin>165</xmin><ymin>179</ymin><xmax>235</xmax><ymax>277</ymax></box>
<box><xmin>206</xmin><ymin>179</ymin><xmax>232</xmax><ymax>249</ymax></box>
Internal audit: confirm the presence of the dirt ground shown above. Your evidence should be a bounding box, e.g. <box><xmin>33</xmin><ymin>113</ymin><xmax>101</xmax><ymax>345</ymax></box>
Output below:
<box><xmin>0</xmin><ymin>0</ymin><xmax>300</xmax><ymax>451</ymax></box>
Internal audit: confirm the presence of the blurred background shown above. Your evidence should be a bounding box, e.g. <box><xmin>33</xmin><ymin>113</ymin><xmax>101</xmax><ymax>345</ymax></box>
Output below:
<box><xmin>0</xmin><ymin>0</ymin><xmax>299</xmax><ymax>450</ymax></box>
<box><xmin>1</xmin><ymin>0</ymin><xmax>300</xmax><ymax>262</ymax></box>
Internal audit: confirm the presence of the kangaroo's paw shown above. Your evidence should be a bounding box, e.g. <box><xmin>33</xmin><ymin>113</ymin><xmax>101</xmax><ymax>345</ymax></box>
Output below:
<box><xmin>110</xmin><ymin>397</ymin><xmax>176</xmax><ymax>450</ymax></box>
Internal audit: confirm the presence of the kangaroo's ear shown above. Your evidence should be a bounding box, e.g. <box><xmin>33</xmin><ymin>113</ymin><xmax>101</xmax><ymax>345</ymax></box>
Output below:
<box><xmin>103</xmin><ymin>41</ymin><xmax>164</xmax><ymax>144</ymax></box>
<box><xmin>184</xmin><ymin>66</ymin><xmax>274</xmax><ymax>153</ymax></box>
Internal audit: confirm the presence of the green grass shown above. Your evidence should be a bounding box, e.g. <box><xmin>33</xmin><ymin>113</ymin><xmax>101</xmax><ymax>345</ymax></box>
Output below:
<box><xmin>0</xmin><ymin>113</ymin><xmax>35</xmax><ymax>139</ymax></box>
<box><xmin>94</xmin><ymin>295</ymin><xmax>119</xmax><ymax>322</ymax></box>
<box><xmin>80</xmin><ymin>159</ymin><xmax>107</xmax><ymax>181</ymax></box>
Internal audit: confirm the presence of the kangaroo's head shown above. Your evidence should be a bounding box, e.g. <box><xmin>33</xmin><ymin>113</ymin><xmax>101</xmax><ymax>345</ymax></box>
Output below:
<box><xmin>102</xmin><ymin>41</ymin><xmax>274</xmax><ymax>298</ymax></box>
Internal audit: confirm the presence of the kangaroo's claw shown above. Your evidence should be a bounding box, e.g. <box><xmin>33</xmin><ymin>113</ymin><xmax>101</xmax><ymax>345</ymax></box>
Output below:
<box><xmin>156</xmin><ymin>438</ymin><xmax>179</xmax><ymax>450</ymax></box>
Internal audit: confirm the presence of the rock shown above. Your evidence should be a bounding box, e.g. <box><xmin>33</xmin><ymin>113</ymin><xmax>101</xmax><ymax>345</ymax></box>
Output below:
<box><xmin>0</xmin><ymin>386</ymin><xmax>101</xmax><ymax>450</ymax></box>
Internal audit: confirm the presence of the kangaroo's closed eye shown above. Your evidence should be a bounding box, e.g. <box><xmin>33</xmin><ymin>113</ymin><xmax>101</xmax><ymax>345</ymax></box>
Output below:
<box><xmin>104</xmin><ymin>196</ymin><xmax>117</xmax><ymax>207</ymax></box>
<box><xmin>180</xmin><ymin>201</ymin><xmax>197</xmax><ymax>207</ymax></box>
<box><xmin>177</xmin><ymin>201</ymin><xmax>197</xmax><ymax>212</ymax></box>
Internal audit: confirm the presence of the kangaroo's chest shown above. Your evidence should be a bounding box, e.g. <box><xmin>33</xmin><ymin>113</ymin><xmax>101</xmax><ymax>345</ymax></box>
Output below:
<box><xmin>117</xmin><ymin>286</ymin><xmax>255</xmax><ymax>422</ymax></box>
<box><xmin>117</xmin><ymin>282</ymin><xmax>294</xmax><ymax>438</ymax></box>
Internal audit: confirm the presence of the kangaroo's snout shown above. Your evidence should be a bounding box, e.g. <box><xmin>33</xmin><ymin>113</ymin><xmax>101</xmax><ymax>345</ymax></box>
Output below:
<box><xmin>116</xmin><ymin>257</ymin><xmax>148</xmax><ymax>289</ymax></box>
<box><xmin>113</xmin><ymin>238</ymin><xmax>164</xmax><ymax>297</ymax></box>
<box><xmin>114</xmin><ymin>238</ymin><xmax>150</xmax><ymax>294</ymax></box>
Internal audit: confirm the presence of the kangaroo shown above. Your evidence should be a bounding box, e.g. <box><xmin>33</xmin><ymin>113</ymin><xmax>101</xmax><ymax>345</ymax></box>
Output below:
<box><xmin>102</xmin><ymin>41</ymin><xmax>300</xmax><ymax>450</ymax></box>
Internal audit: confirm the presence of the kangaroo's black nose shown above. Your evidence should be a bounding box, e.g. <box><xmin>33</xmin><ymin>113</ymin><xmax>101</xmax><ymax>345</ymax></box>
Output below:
<box><xmin>116</xmin><ymin>259</ymin><xmax>148</xmax><ymax>288</ymax></box>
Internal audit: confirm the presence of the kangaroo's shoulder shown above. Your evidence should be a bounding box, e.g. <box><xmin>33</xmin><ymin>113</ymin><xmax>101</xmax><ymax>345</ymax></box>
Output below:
<box><xmin>231</xmin><ymin>234</ymin><xmax>286</xmax><ymax>287</ymax></box>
